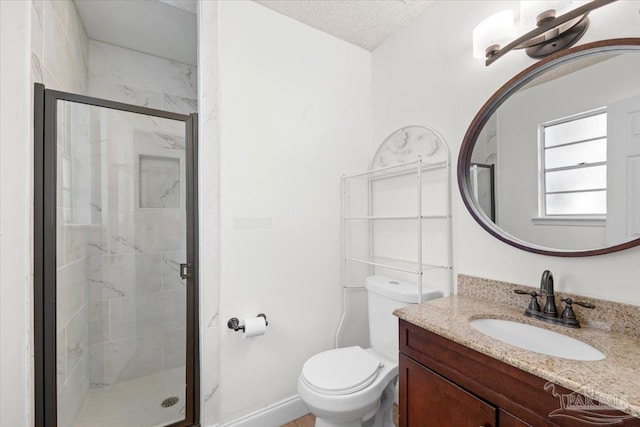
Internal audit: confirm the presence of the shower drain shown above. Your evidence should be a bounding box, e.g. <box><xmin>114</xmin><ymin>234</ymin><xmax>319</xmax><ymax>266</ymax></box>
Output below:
<box><xmin>161</xmin><ymin>397</ymin><xmax>179</xmax><ymax>408</ymax></box>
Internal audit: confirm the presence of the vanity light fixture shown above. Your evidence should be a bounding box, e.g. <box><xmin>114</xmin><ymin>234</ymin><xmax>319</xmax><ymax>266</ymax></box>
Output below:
<box><xmin>472</xmin><ymin>10</ymin><xmax>516</xmax><ymax>60</ymax></box>
<box><xmin>474</xmin><ymin>0</ymin><xmax>617</xmax><ymax>66</ymax></box>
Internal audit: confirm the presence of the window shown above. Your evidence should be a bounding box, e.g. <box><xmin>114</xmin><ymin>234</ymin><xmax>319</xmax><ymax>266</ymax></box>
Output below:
<box><xmin>540</xmin><ymin>109</ymin><xmax>607</xmax><ymax>217</ymax></box>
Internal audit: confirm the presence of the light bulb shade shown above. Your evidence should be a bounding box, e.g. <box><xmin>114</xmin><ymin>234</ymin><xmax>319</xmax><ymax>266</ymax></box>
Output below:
<box><xmin>519</xmin><ymin>1</ymin><xmax>585</xmax><ymax>27</ymax></box>
<box><xmin>473</xmin><ymin>10</ymin><xmax>516</xmax><ymax>59</ymax></box>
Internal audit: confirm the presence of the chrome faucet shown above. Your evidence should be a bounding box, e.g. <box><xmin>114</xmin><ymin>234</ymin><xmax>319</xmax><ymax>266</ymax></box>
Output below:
<box><xmin>513</xmin><ymin>270</ymin><xmax>595</xmax><ymax>328</ymax></box>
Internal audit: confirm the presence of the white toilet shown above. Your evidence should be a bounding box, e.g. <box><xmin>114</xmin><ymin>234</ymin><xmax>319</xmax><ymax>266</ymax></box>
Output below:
<box><xmin>297</xmin><ymin>276</ymin><xmax>442</xmax><ymax>427</ymax></box>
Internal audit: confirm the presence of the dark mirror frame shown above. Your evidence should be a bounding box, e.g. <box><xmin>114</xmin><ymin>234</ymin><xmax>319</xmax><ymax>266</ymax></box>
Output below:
<box><xmin>457</xmin><ymin>38</ymin><xmax>640</xmax><ymax>257</ymax></box>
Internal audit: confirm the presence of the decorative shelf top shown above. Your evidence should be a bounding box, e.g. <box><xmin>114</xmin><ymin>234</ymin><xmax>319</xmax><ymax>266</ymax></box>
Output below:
<box><xmin>371</xmin><ymin>125</ymin><xmax>449</xmax><ymax>170</ymax></box>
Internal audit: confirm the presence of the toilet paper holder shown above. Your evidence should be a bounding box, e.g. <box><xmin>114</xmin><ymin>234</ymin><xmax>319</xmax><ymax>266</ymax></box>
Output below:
<box><xmin>227</xmin><ymin>313</ymin><xmax>268</xmax><ymax>332</ymax></box>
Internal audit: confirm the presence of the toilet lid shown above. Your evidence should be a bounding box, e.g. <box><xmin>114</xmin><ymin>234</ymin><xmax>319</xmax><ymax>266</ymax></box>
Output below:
<box><xmin>301</xmin><ymin>346</ymin><xmax>382</xmax><ymax>396</ymax></box>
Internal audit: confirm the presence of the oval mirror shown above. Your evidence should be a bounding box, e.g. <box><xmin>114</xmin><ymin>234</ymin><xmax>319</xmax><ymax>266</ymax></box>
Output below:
<box><xmin>458</xmin><ymin>38</ymin><xmax>640</xmax><ymax>256</ymax></box>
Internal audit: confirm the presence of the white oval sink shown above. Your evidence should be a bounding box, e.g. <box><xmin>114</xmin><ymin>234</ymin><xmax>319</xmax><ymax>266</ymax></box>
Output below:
<box><xmin>469</xmin><ymin>318</ymin><xmax>605</xmax><ymax>361</ymax></box>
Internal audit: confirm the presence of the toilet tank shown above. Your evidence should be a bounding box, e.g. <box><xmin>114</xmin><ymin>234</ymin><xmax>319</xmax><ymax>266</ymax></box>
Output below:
<box><xmin>366</xmin><ymin>275</ymin><xmax>442</xmax><ymax>362</ymax></box>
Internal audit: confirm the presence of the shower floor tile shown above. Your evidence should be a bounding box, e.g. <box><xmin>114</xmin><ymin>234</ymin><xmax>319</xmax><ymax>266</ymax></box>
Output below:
<box><xmin>73</xmin><ymin>367</ymin><xmax>185</xmax><ymax>427</ymax></box>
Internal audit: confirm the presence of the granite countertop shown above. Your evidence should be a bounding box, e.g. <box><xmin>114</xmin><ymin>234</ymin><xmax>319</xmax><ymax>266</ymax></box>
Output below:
<box><xmin>394</xmin><ymin>293</ymin><xmax>640</xmax><ymax>417</ymax></box>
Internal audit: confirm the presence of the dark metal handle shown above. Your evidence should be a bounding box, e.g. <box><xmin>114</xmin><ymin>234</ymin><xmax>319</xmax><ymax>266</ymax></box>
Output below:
<box><xmin>575</xmin><ymin>300</ymin><xmax>595</xmax><ymax>309</ymax></box>
<box><xmin>514</xmin><ymin>289</ymin><xmax>540</xmax><ymax>312</ymax></box>
<box><xmin>180</xmin><ymin>263</ymin><xmax>192</xmax><ymax>279</ymax></box>
<box><xmin>561</xmin><ymin>298</ymin><xmax>595</xmax><ymax>309</ymax></box>
<box><xmin>514</xmin><ymin>289</ymin><xmax>539</xmax><ymax>297</ymax></box>
<box><xmin>575</xmin><ymin>301</ymin><xmax>595</xmax><ymax>309</ymax></box>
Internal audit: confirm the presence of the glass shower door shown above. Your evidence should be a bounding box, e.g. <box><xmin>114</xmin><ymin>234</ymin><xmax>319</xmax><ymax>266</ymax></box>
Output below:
<box><xmin>35</xmin><ymin>85</ymin><xmax>198</xmax><ymax>427</ymax></box>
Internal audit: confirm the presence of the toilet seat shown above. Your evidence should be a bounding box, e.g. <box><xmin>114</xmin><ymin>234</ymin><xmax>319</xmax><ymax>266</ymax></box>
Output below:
<box><xmin>301</xmin><ymin>346</ymin><xmax>382</xmax><ymax>396</ymax></box>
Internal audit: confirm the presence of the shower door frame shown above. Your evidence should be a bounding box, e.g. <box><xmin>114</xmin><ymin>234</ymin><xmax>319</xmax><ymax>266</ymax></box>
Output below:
<box><xmin>34</xmin><ymin>83</ymin><xmax>200</xmax><ymax>427</ymax></box>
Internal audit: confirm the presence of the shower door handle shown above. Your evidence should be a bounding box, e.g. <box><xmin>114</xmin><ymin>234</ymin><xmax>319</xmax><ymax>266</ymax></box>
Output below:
<box><xmin>180</xmin><ymin>263</ymin><xmax>192</xmax><ymax>279</ymax></box>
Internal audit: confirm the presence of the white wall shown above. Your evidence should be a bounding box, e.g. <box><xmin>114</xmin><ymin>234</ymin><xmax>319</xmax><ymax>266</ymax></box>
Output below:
<box><xmin>217</xmin><ymin>1</ymin><xmax>372</xmax><ymax>422</ymax></box>
<box><xmin>0</xmin><ymin>2</ymin><xmax>33</xmax><ymax>425</ymax></box>
<box><xmin>372</xmin><ymin>1</ymin><xmax>640</xmax><ymax>304</ymax></box>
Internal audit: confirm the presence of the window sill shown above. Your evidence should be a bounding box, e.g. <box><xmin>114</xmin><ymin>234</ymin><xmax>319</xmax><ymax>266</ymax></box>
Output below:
<box><xmin>531</xmin><ymin>216</ymin><xmax>606</xmax><ymax>227</ymax></box>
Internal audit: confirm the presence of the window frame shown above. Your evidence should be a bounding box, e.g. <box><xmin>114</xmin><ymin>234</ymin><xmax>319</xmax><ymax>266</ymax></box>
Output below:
<box><xmin>536</xmin><ymin>107</ymin><xmax>607</xmax><ymax>226</ymax></box>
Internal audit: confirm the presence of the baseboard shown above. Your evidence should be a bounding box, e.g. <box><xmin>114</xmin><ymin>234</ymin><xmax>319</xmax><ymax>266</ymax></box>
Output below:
<box><xmin>216</xmin><ymin>395</ymin><xmax>308</xmax><ymax>427</ymax></box>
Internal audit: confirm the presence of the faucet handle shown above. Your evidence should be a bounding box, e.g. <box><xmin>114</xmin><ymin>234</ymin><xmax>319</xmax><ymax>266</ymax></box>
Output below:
<box><xmin>560</xmin><ymin>298</ymin><xmax>594</xmax><ymax>328</ymax></box>
<box><xmin>560</xmin><ymin>298</ymin><xmax>596</xmax><ymax>328</ymax></box>
<box><xmin>560</xmin><ymin>298</ymin><xmax>576</xmax><ymax>319</ymax></box>
<box><xmin>514</xmin><ymin>289</ymin><xmax>538</xmax><ymax>296</ymax></box>
<box><xmin>560</xmin><ymin>298</ymin><xmax>579</xmax><ymax>327</ymax></box>
<box><xmin>562</xmin><ymin>297</ymin><xmax>595</xmax><ymax>309</ymax></box>
<box><xmin>575</xmin><ymin>300</ymin><xmax>595</xmax><ymax>309</ymax></box>
<box><xmin>514</xmin><ymin>289</ymin><xmax>541</xmax><ymax>312</ymax></box>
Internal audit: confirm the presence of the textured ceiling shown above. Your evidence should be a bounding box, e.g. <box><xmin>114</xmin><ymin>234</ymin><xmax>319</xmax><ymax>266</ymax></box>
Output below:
<box><xmin>75</xmin><ymin>0</ymin><xmax>433</xmax><ymax>66</ymax></box>
<box><xmin>254</xmin><ymin>0</ymin><xmax>434</xmax><ymax>51</ymax></box>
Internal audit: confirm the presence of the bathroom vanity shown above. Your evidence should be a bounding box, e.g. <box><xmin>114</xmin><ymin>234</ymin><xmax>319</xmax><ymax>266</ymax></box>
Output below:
<box><xmin>398</xmin><ymin>320</ymin><xmax>639</xmax><ymax>426</ymax></box>
<box><xmin>431</xmin><ymin>38</ymin><xmax>640</xmax><ymax>427</ymax></box>
<box><xmin>395</xmin><ymin>276</ymin><xmax>640</xmax><ymax>427</ymax></box>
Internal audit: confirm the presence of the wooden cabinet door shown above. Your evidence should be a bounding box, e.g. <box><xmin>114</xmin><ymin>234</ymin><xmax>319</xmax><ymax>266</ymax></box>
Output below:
<box><xmin>499</xmin><ymin>410</ymin><xmax>533</xmax><ymax>427</ymax></box>
<box><xmin>399</xmin><ymin>354</ymin><xmax>497</xmax><ymax>427</ymax></box>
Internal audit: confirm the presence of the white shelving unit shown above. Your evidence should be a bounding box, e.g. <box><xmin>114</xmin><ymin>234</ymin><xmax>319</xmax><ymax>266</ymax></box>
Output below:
<box><xmin>335</xmin><ymin>127</ymin><xmax>454</xmax><ymax>348</ymax></box>
<box><xmin>341</xmin><ymin>156</ymin><xmax>453</xmax><ymax>300</ymax></box>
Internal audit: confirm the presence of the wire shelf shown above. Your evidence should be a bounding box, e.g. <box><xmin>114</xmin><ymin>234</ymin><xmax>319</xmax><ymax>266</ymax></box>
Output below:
<box><xmin>345</xmin><ymin>256</ymin><xmax>450</xmax><ymax>275</ymax></box>
<box><xmin>343</xmin><ymin>214</ymin><xmax>449</xmax><ymax>220</ymax></box>
<box><xmin>343</xmin><ymin>160</ymin><xmax>448</xmax><ymax>181</ymax></box>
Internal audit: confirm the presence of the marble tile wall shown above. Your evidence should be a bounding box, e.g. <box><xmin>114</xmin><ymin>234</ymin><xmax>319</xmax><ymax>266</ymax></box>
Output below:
<box><xmin>85</xmin><ymin>33</ymin><xmax>197</xmax><ymax>391</ymax></box>
<box><xmin>31</xmin><ymin>1</ymin><xmax>200</xmax><ymax>424</ymax></box>
<box><xmin>198</xmin><ymin>2</ymin><xmax>220</xmax><ymax>425</ymax></box>
<box><xmin>31</xmin><ymin>1</ymin><xmax>92</xmax><ymax>425</ymax></box>
<box><xmin>86</xmin><ymin>109</ymin><xmax>189</xmax><ymax>388</ymax></box>
<box><xmin>56</xmin><ymin>101</ymin><xmax>93</xmax><ymax>427</ymax></box>
<box><xmin>139</xmin><ymin>156</ymin><xmax>181</xmax><ymax>208</ymax></box>
<box><xmin>31</xmin><ymin>0</ymin><xmax>88</xmax><ymax>93</ymax></box>
<box><xmin>88</xmin><ymin>40</ymin><xmax>197</xmax><ymax>115</ymax></box>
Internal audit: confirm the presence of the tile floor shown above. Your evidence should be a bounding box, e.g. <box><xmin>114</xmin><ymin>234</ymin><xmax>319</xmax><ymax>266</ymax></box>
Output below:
<box><xmin>282</xmin><ymin>404</ymin><xmax>400</xmax><ymax>427</ymax></box>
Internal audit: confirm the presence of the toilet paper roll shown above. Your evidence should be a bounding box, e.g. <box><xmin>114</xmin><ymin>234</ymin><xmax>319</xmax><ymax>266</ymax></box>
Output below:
<box><xmin>242</xmin><ymin>316</ymin><xmax>267</xmax><ymax>339</ymax></box>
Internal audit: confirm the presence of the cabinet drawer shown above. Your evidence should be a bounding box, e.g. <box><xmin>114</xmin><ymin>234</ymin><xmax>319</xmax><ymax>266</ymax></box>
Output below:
<box><xmin>499</xmin><ymin>410</ymin><xmax>533</xmax><ymax>427</ymax></box>
<box><xmin>399</xmin><ymin>354</ymin><xmax>496</xmax><ymax>427</ymax></box>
